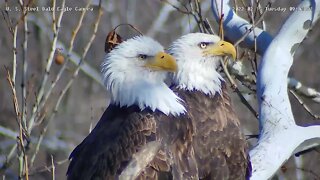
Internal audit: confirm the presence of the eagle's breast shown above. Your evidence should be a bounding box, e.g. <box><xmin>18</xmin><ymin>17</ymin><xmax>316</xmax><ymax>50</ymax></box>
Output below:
<box><xmin>173</xmin><ymin>83</ymin><xmax>250</xmax><ymax>180</ymax></box>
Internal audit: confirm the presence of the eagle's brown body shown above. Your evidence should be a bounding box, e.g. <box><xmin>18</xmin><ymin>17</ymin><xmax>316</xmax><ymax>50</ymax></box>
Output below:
<box><xmin>173</xmin><ymin>83</ymin><xmax>251</xmax><ymax>180</ymax></box>
<box><xmin>67</xmin><ymin>83</ymin><xmax>250</xmax><ymax>180</ymax></box>
<box><xmin>67</xmin><ymin>104</ymin><xmax>194</xmax><ymax>180</ymax></box>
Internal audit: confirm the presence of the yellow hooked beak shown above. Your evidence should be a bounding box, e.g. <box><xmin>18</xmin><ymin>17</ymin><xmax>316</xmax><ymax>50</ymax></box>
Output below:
<box><xmin>144</xmin><ymin>52</ymin><xmax>177</xmax><ymax>72</ymax></box>
<box><xmin>203</xmin><ymin>40</ymin><xmax>236</xmax><ymax>60</ymax></box>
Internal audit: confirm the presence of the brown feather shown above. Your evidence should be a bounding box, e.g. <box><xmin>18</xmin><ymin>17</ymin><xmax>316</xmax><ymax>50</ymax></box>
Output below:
<box><xmin>67</xmin><ymin>82</ymin><xmax>250</xmax><ymax>180</ymax></box>
<box><xmin>173</xmin><ymin>82</ymin><xmax>251</xmax><ymax>180</ymax></box>
<box><xmin>67</xmin><ymin>103</ymin><xmax>197</xmax><ymax>180</ymax></box>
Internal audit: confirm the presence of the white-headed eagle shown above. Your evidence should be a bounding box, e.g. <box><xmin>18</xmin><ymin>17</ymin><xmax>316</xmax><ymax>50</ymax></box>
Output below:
<box><xmin>67</xmin><ymin>34</ymin><xmax>251</xmax><ymax>180</ymax></box>
<box><xmin>67</xmin><ymin>36</ymin><xmax>191</xmax><ymax>180</ymax></box>
<box><xmin>169</xmin><ymin>33</ymin><xmax>251</xmax><ymax>180</ymax></box>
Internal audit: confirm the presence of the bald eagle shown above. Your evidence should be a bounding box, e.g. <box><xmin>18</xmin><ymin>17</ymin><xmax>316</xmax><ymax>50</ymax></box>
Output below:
<box><xmin>169</xmin><ymin>33</ymin><xmax>251</xmax><ymax>180</ymax></box>
<box><xmin>67</xmin><ymin>36</ymin><xmax>194</xmax><ymax>179</ymax></box>
<box><xmin>67</xmin><ymin>33</ymin><xmax>250</xmax><ymax>180</ymax></box>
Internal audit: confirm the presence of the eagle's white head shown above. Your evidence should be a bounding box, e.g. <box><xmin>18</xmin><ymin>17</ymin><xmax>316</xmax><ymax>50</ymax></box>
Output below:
<box><xmin>169</xmin><ymin>33</ymin><xmax>236</xmax><ymax>96</ymax></box>
<box><xmin>101</xmin><ymin>36</ymin><xmax>186</xmax><ymax>116</ymax></box>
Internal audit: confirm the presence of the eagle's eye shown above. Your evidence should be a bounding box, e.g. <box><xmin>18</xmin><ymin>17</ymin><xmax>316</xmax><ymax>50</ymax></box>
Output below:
<box><xmin>199</xmin><ymin>42</ymin><xmax>208</xmax><ymax>49</ymax></box>
<box><xmin>138</xmin><ymin>54</ymin><xmax>147</xmax><ymax>60</ymax></box>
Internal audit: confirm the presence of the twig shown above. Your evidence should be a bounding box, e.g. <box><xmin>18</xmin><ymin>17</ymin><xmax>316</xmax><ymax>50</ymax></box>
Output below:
<box><xmin>18</xmin><ymin>156</ymin><xmax>23</xmax><ymax>179</ymax></box>
<box><xmin>113</xmin><ymin>23</ymin><xmax>143</xmax><ymax>35</ymax></box>
<box><xmin>28</xmin><ymin>0</ymin><xmax>66</xmax><ymax>168</ymax></box>
<box><xmin>218</xmin><ymin>0</ymin><xmax>224</xmax><ymax>39</ymax></box>
<box><xmin>5</xmin><ymin>67</ymin><xmax>24</xmax><ymax>145</ymax></box>
<box><xmin>30</xmin><ymin>126</ymin><xmax>45</xmax><ymax>166</ymax></box>
<box><xmin>0</xmin><ymin>144</ymin><xmax>17</xmax><ymax>173</ymax></box>
<box><xmin>296</xmin><ymin>167</ymin><xmax>320</xmax><ymax>179</ymax></box>
<box><xmin>295</xmin><ymin>146</ymin><xmax>319</xmax><ymax>156</ymax></box>
<box><xmin>189</xmin><ymin>0</ymin><xmax>204</xmax><ymax>32</ymax></box>
<box><xmin>5</xmin><ymin>67</ymin><xmax>28</xmax><ymax>179</ymax></box>
<box><xmin>147</xmin><ymin>1</ymin><xmax>181</xmax><ymax>36</ymax></box>
<box><xmin>248</xmin><ymin>0</ymin><xmax>258</xmax><ymax>77</ymax></box>
<box><xmin>288</xmin><ymin>78</ymin><xmax>320</xmax><ymax>103</ymax></box>
<box><xmin>28</xmin><ymin>159</ymin><xmax>68</xmax><ymax>176</ymax></box>
<box><xmin>203</xmin><ymin>18</ymin><xmax>214</xmax><ymax>34</ymax></box>
<box><xmin>39</xmin><ymin>0</ymin><xmax>88</xmax><ymax>121</ymax></box>
<box><xmin>161</xmin><ymin>0</ymin><xmax>191</xmax><ymax>14</ymax></box>
<box><xmin>12</xmin><ymin>26</ymin><xmax>18</xmax><ymax>87</ymax></box>
<box><xmin>24</xmin><ymin>155</ymin><xmax>29</xmax><ymax>180</ymax></box>
<box><xmin>229</xmin><ymin>60</ymin><xmax>257</xmax><ymax>90</ymax></box>
<box><xmin>5</xmin><ymin>67</ymin><xmax>20</xmax><ymax>124</ymax></box>
<box><xmin>51</xmin><ymin>155</ymin><xmax>55</xmax><ymax>180</ymax></box>
<box><xmin>255</xmin><ymin>0</ymin><xmax>266</xmax><ymax>30</ymax></box>
<box><xmin>27</xmin><ymin>14</ymin><xmax>103</xmax><ymax>86</ymax></box>
<box><xmin>0</xmin><ymin>125</ymin><xmax>17</xmax><ymax>140</ymax></box>
<box><xmin>30</xmin><ymin>0</ymin><xmax>102</xmax><ymax>165</ymax></box>
<box><xmin>1</xmin><ymin>1</ymin><xmax>14</xmax><ymax>35</ymax></box>
<box><xmin>53</xmin><ymin>0</ymin><xmax>101</xmax><ymax>113</ymax></box>
<box><xmin>245</xmin><ymin>134</ymin><xmax>259</xmax><ymax>140</ymax></box>
<box><xmin>28</xmin><ymin>0</ymin><xmax>65</xmax><ymax>133</ymax></box>
<box><xmin>229</xmin><ymin>61</ymin><xmax>320</xmax><ymax>105</ymax></box>
<box><xmin>290</xmin><ymin>90</ymin><xmax>320</xmax><ymax>119</ymax></box>
<box><xmin>234</xmin><ymin>2</ymin><xmax>271</xmax><ymax>47</ymax></box>
<box><xmin>3</xmin><ymin>0</ymin><xmax>32</xmax><ymax>35</ymax></box>
<box><xmin>179</xmin><ymin>0</ymin><xmax>212</xmax><ymax>34</ymax></box>
<box><xmin>194</xmin><ymin>0</ymin><xmax>205</xmax><ymax>32</ymax></box>
<box><xmin>235</xmin><ymin>77</ymin><xmax>256</xmax><ymax>93</ymax></box>
<box><xmin>0</xmin><ymin>126</ymin><xmax>75</xmax><ymax>152</ymax></box>
<box><xmin>233</xmin><ymin>0</ymin><xmax>238</xmax><ymax>14</ymax></box>
<box><xmin>239</xmin><ymin>0</ymin><xmax>252</xmax><ymax>21</ymax></box>
<box><xmin>219</xmin><ymin>59</ymin><xmax>259</xmax><ymax>118</ymax></box>
<box><xmin>13</xmin><ymin>0</ymin><xmax>32</xmax><ymax>27</ymax></box>
<box><xmin>211</xmin><ymin>0</ymin><xmax>273</xmax><ymax>55</ymax></box>
<box><xmin>294</xmin><ymin>156</ymin><xmax>305</xmax><ymax>179</ymax></box>
<box><xmin>18</xmin><ymin>0</ymin><xmax>29</xmax><ymax>134</ymax></box>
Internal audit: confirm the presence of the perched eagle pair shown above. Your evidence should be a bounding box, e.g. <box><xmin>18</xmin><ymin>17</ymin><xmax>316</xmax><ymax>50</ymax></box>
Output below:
<box><xmin>67</xmin><ymin>33</ymin><xmax>251</xmax><ymax>180</ymax></box>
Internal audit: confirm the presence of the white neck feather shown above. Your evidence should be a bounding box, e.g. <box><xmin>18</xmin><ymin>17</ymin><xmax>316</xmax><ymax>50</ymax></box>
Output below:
<box><xmin>173</xmin><ymin>55</ymin><xmax>224</xmax><ymax>96</ymax></box>
<box><xmin>102</xmin><ymin>58</ymin><xmax>186</xmax><ymax>116</ymax></box>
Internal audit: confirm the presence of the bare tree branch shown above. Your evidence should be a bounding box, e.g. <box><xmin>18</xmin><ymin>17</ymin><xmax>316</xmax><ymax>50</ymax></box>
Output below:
<box><xmin>288</xmin><ymin>78</ymin><xmax>320</xmax><ymax>103</ymax></box>
<box><xmin>28</xmin><ymin>0</ymin><xmax>66</xmax><ymax>134</ymax></box>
